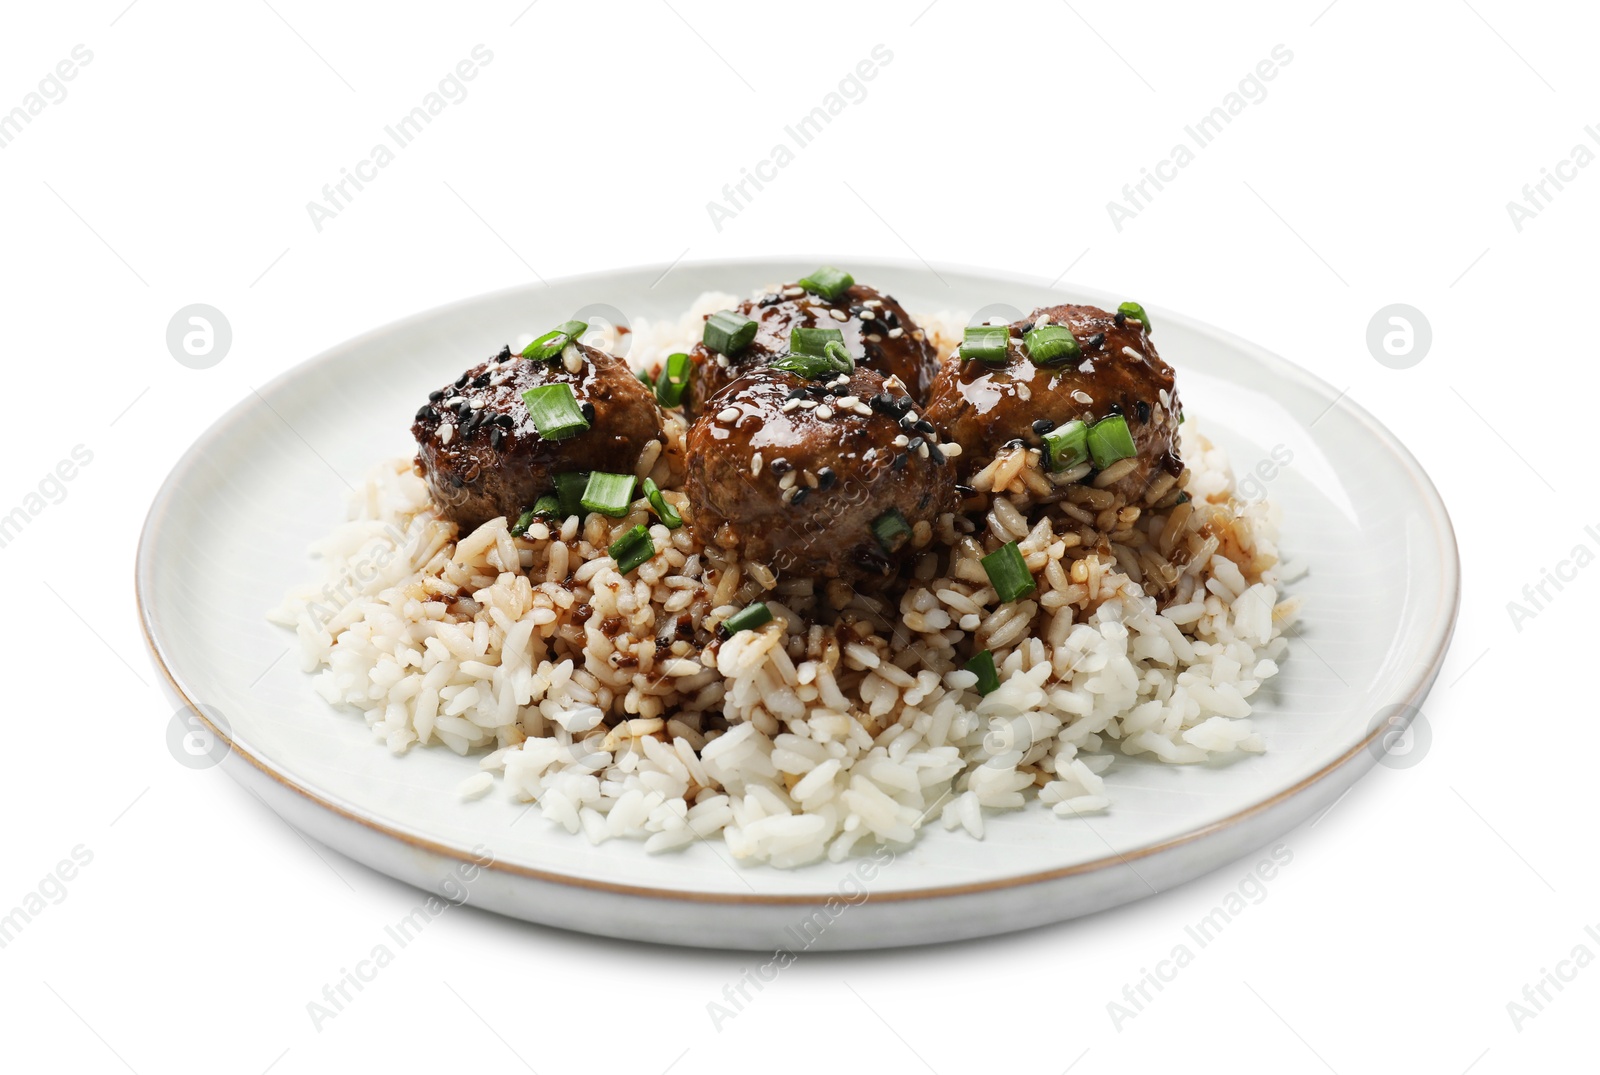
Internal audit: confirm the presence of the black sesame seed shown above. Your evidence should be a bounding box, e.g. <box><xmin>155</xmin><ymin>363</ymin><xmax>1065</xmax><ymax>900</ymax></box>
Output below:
<box><xmin>906</xmin><ymin>436</ymin><xmax>925</xmax><ymax>453</ymax></box>
<box><xmin>415</xmin><ymin>405</ymin><xmax>434</xmax><ymax>422</ymax></box>
<box><xmin>1108</xmin><ymin>402</ymin><xmax>1125</xmax><ymax>416</ymax></box>
<box><xmin>830</xmin><ymin>384</ymin><xmax>850</xmax><ymax>397</ymax></box>
<box><xmin>428</xmin><ymin>389</ymin><xmax>446</xmax><ymax>402</ymax></box>
<box><xmin>1018</xmin><ymin>321</ymin><xmax>1035</xmax><ymax>335</ymax></box>
<box><xmin>757</xmin><ymin>293</ymin><xmax>781</xmax><ymax>307</ymax></box>
<box><xmin>455</xmin><ymin>372</ymin><xmax>470</xmax><ymax>388</ymax></box>
<box><xmin>1114</xmin><ymin>312</ymin><xmax>1127</xmax><ymax>327</ymax></box>
<box><xmin>1032</xmin><ymin>419</ymin><xmax>1053</xmax><ymax>435</ymax></box>
<box><xmin>791</xmin><ymin>487</ymin><xmax>811</xmax><ymax>506</ymax></box>
<box><xmin>817</xmin><ymin>467</ymin><xmax>837</xmax><ymax>489</ymax></box>
<box><xmin>848</xmin><ymin>305</ymin><xmax>865</xmax><ymax>317</ymax></box>
<box><xmin>490</xmin><ymin>428</ymin><xmax>505</xmax><ymax>449</ymax></box>
<box><xmin>1136</xmin><ymin>401</ymin><xmax>1151</xmax><ymax>423</ymax></box>
<box><xmin>913</xmin><ymin>419</ymin><xmax>936</xmax><ymax>435</ymax></box>
<box><xmin>870</xmin><ymin>393</ymin><xmax>896</xmax><ymax>413</ymax></box>
<box><xmin>1086</xmin><ymin>333</ymin><xmax>1106</xmax><ymax>349</ymax></box>
<box><xmin>882</xmin><ymin>310</ymin><xmax>899</xmax><ymax>329</ymax></box>
<box><xmin>581</xmin><ymin>402</ymin><xmax>596</xmax><ymax>423</ymax></box>
<box><xmin>455</xmin><ymin>402</ymin><xmax>471</xmax><ymax>419</ymax></box>
<box><xmin>495</xmin><ymin>345</ymin><xmax>513</xmax><ymax>362</ymax></box>
<box><xmin>770</xmin><ymin>458</ymin><xmax>793</xmax><ymax>475</ymax></box>
<box><xmin>495</xmin><ymin>413</ymin><xmax>515</xmax><ymax>429</ymax></box>
<box><xmin>472</xmin><ymin>373</ymin><xmax>491</xmax><ymax>388</ymax></box>
<box><xmin>786</xmin><ymin>388</ymin><xmax>809</xmax><ymax>400</ymax></box>
<box><xmin>928</xmin><ymin>443</ymin><xmax>946</xmax><ymax>465</ymax></box>
<box><xmin>891</xmin><ymin>453</ymin><xmax>909</xmax><ymax>471</ymax></box>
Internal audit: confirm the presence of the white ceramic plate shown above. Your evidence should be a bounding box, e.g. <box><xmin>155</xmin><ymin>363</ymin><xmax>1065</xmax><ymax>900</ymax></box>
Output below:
<box><xmin>138</xmin><ymin>259</ymin><xmax>1458</xmax><ymax>951</ymax></box>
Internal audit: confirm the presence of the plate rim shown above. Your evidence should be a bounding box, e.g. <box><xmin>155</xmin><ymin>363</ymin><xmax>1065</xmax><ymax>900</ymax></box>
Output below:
<box><xmin>135</xmin><ymin>255</ymin><xmax>1461</xmax><ymax>906</ymax></box>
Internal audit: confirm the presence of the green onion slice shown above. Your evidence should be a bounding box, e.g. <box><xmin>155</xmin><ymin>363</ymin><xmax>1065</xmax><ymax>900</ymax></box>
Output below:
<box><xmin>965</xmin><ymin>650</ymin><xmax>1000</xmax><ymax>696</ymax></box>
<box><xmin>1118</xmin><ymin>301</ymin><xmax>1152</xmax><ymax>334</ymax></box>
<box><xmin>1042</xmin><ymin>419</ymin><xmax>1089</xmax><ymax>472</ymax></box>
<box><xmin>521</xmin><ymin>383</ymin><xmax>590</xmax><ymax>440</ymax></box>
<box><xmin>511</xmin><ymin>494</ymin><xmax>562</xmax><ymax>536</ymax></box>
<box><xmin>1087</xmin><ymin>414</ymin><xmax>1137</xmax><ymax>469</ymax></box>
<box><xmin>1025</xmin><ymin>325</ymin><xmax>1081</xmax><ymax>366</ymax></box>
<box><xmin>704</xmin><ymin>311</ymin><xmax>758</xmax><ymax>356</ymax></box>
<box><xmin>797</xmin><ymin>266</ymin><xmax>854</xmax><ymax>300</ymax></box>
<box><xmin>720</xmin><ymin>601</ymin><xmax>774</xmax><ymax>637</ymax></box>
<box><xmin>959</xmin><ymin>324</ymin><xmax>1010</xmax><ymax>365</ymax></box>
<box><xmin>791</xmin><ymin>326</ymin><xmax>844</xmax><ymax>356</ymax></box>
<box><xmin>822</xmin><ymin>341</ymin><xmax>854</xmax><ymax>375</ymax></box>
<box><xmin>771</xmin><ymin>349</ymin><xmax>849</xmax><ymax>380</ymax></box>
<box><xmin>608</xmin><ymin>524</ymin><xmax>655</xmax><ymax>575</ymax></box>
<box><xmin>636</xmin><ymin>366</ymin><xmax>655</xmax><ymax>389</ymax></box>
<box><xmin>656</xmin><ymin>352</ymin><xmax>691</xmax><ymax>408</ymax></box>
<box><xmin>870</xmin><ymin>508</ymin><xmax>912</xmax><ymax>554</ymax></box>
<box><xmin>554</xmin><ymin>471</ymin><xmax>591</xmax><ymax>519</ymax></box>
<box><xmin>580</xmin><ymin>471</ymin><xmax>637</xmax><ymax>518</ymax></box>
<box><xmin>641</xmin><ymin>477</ymin><xmax>683</xmax><ymax>528</ymax></box>
<box><xmin>982</xmin><ymin>541</ymin><xmax>1037</xmax><ymax>604</ymax></box>
<box><xmin>520</xmin><ymin>320</ymin><xmax>588</xmax><ymax>361</ymax></box>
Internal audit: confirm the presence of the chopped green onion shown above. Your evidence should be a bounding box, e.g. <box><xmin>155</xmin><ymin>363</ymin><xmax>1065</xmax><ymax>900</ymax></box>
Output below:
<box><xmin>960</xmin><ymin>324</ymin><xmax>1010</xmax><ymax>364</ymax></box>
<box><xmin>636</xmin><ymin>366</ymin><xmax>655</xmax><ymax>389</ymax></box>
<box><xmin>870</xmin><ymin>508</ymin><xmax>912</xmax><ymax>554</ymax></box>
<box><xmin>823</xmin><ymin>341</ymin><xmax>854</xmax><ymax>375</ymax></box>
<box><xmin>791</xmin><ymin>326</ymin><xmax>844</xmax><ymax>356</ymax></box>
<box><xmin>1042</xmin><ymin>419</ymin><xmax>1089</xmax><ymax>472</ymax></box>
<box><xmin>608</xmin><ymin>524</ymin><xmax>655</xmax><ymax>574</ymax></box>
<box><xmin>704</xmin><ymin>311</ymin><xmax>758</xmax><ymax>356</ymax></box>
<box><xmin>656</xmin><ymin>352</ymin><xmax>692</xmax><ymax>408</ymax></box>
<box><xmin>521</xmin><ymin>383</ymin><xmax>590</xmax><ymax>440</ymax></box>
<box><xmin>520</xmin><ymin>320</ymin><xmax>588</xmax><ymax>361</ymax></box>
<box><xmin>1118</xmin><ymin>301</ymin><xmax>1152</xmax><ymax>334</ymax></box>
<box><xmin>511</xmin><ymin>494</ymin><xmax>562</xmax><ymax>536</ymax></box>
<box><xmin>580</xmin><ymin>471</ymin><xmax>637</xmax><ymax>518</ymax></box>
<box><xmin>982</xmin><ymin>541</ymin><xmax>1036</xmax><ymax>603</ymax></box>
<box><xmin>965</xmin><ymin>650</ymin><xmax>1000</xmax><ymax>696</ymax></box>
<box><xmin>641</xmin><ymin>477</ymin><xmax>682</xmax><ymax>528</ymax></box>
<box><xmin>797</xmin><ymin>266</ymin><xmax>854</xmax><ymax>300</ymax></box>
<box><xmin>720</xmin><ymin>601</ymin><xmax>773</xmax><ymax>637</ymax></box>
<box><xmin>1025</xmin><ymin>325</ymin><xmax>1081</xmax><ymax>366</ymax></box>
<box><xmin>555</xmin><ymin>471</ymin><xmax>590</xmax><ymax>518</ymax></box>
<box><xmin>1087</xmin><ymin>414</ymin><xmax>1137</xmax><ymax>469</ymax></box>
<box><xmin>771</xmin><ymin>352</ymin><xmax>836</xmax><ymax>379</ymax></box>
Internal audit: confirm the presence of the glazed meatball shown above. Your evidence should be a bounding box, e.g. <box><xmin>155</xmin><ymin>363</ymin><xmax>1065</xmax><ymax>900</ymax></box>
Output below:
<box><xmin>923</xmin><ymin>304</ymin><xmax>1183</xmax><ymax>502</ymax></box>
<box><xmin>412</xmin><ymin>340</ymin><xmax>665</xmax><ymax>531</ymax></box>
<box><xmin>685</xmin><ymin>367</ymin><xmax>955</xmax><ymax>580</ymax></box>
<box><xmin>685</xmin><ymin>280</ymin><xmax>940</xmax><ymax>417</ymax></box>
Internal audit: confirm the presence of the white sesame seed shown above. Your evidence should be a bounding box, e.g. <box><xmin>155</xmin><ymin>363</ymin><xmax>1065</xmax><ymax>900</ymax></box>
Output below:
<box><xmin>917</xmin><ymin>442</ymin><xmax>929</xmax><ymax>458</ymax></box>
<box><xmin>1159</xmin><ymin>389</ymin><xmax>1170</xmax><ymax>408</ymax></box>
<box><xmin>783</xmin><ymin>286</ymin><xmax>804</xmax><ymax>298</ymax></box>
<box><xmin>864</xmin><ymin>299</ymin><xmax>883</xmax><ymax>307</ymax></box>
<box><xmin>804</xmin><ymin>471</ymin><xmax>818</xmax><ymax>488</ymax></box>
<box><xmin>912</xmin><ymin>330</ymin><xmax>925</xmax><ymax>342</ymax></box>
<box><xmin>1017</xmin><ymin>384</ymin><xmax>1032</xmax><ymax>401</ymax></box>
<box><xmin>852</xmin><ymin>402</ymin><xmax>872</xmax><ymax>416</ymax></box>
<box><xmin>894</xmin><ymin>434</ymin><xmax>909</xmax><ymax>447</ymax></box>
<box><xmin>751</xmin><ymin>452</ymin><xmax>763</xmax><ymax>476</ymax></box>
<box><xmin>439</xmin><ymin>422</ymin><xmax>455</xmax><ymax>445</ymax></box>
<box><xmin>717</xmin><ymin>406</ymin><xmax>740</xmax><ymax>422</ymax></box>
<box><xmin>865</xmin><ymin>333</ymin><xmax>883</xmax><ymax>342</ymax></box>
<box><xmin>814</xmin><ymin>405</ymin><xmax>834</xmax><ymax>420</ymax></box>
<box><xmin>1072</xmin><ymin>390</ymin><xmax>1092</xmax><ymax>404</ymax></box>
<box><xmin>1036</xmin><ymin>313</ymin><xmax>1052</xmax><ymax>327</ymax></box>
<box><xmin>1122</xmin><ymin>347</ymin><xmax>1143</xmax><ymax>361</ymax></box>
<box><xmin>469</xmin><ymin>398</ymin><xmax>485</xmax><ymax>409</ymax></box>
<box><xmin>887</xmin><ymin>327</ymin><xmax>904</xmax><ymax>339</ymax></box>
<box><xmin>837</xmin><ymin>395</ymin><xmax>859</xmax><ymax>407</ymax></box>
<box><xmin>717</xmin><ymin>355</ymin><xmax>730</xmax><ymax>368</ymax></box>
<box><xmin>942</xmin><ymin>442</ymin><xmax>963</xmax><ymax>457</ymax></box>
<box><xmin>779</xmin><ymin>472</ymin><xmax>797</xmax><ymax>490</ymax></box>
<box><xmin>781</xmin><ymin>399</ymin><xmax>801</xmax><ymax>413</ymax></box>
<box><xmin>562</xmin><ymin>344</ymin><xmax>583</xmax><ymax>374</ymax></box>
<box><xmin>828</xmin><ymin>308</ymin><xmax>848</xmax><ymax>322</ymax></box>
<box><xmin>798</xmin><ymin>399</ymin><xmax>818</xmax><ymax>410</ymax></box>
<box><xmin>859</xmin><ymin>309</ymin><xmax>876</xmax><ymax>320</ymax></box>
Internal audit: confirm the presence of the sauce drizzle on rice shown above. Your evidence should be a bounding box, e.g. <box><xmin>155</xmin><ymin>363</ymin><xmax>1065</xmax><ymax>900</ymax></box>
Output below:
<box><xmin>268</xmin><ymin>293</ymin><xmax>1301</xmax><ymax>868</ymax></box>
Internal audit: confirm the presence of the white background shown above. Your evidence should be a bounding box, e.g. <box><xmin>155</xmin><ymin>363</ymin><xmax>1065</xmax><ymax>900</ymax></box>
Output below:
<box><xmin>0</xmin><ymin>0</ymin><xmax>1592</xmax><ymax>1071</ymax></box>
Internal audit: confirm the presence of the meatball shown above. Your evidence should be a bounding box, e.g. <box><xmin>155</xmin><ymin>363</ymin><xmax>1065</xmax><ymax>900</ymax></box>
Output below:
<box><xmin>685</xmin><ymin>367</ymin><xmax>954</xmax><ymax>580</ymax></box>
<box><xmin>686</xmin><ymin>281</ymin><xmax>940</xmax><ymax>417</ymax></box>
<box><xmin>412</xmin><ymin>340</ymin><xmax>664</xmax><ymax>531</ymax></box>
<box><xmin>923</xmin><ymin>304</ymin><xmax>1183</xmax><ymax>502</ymax></box>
